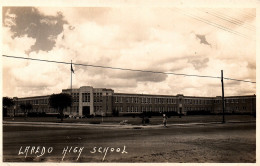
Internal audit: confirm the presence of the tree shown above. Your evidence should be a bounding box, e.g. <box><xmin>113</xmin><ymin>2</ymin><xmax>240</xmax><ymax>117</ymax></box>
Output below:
<box><xmin>20</xmin><ymin>102</ymin><xmax>33</xmax><ymax>118</ymax></box>
<box><xmin>49</xmin><ymin>93</ymin><xmax>72</xmax><ymax>122</ymax></box>
<box><xmin>3</xmin><ymin>97</ymin><xmax>14</xmax><ymax>117</ymax></box>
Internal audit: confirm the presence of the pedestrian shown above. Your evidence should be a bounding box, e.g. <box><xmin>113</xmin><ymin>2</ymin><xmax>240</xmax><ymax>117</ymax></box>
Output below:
<box><xmin>163</xmin><ymin>114</ymin><xmax>167</xmax><ymax>127</ymax></box>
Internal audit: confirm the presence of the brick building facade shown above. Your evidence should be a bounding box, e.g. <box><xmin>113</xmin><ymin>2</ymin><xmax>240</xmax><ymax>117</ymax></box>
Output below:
<box><xmin>8</xmin><ymin>86</ymin><xmax>256</xmax><ymax>117</ymax></box>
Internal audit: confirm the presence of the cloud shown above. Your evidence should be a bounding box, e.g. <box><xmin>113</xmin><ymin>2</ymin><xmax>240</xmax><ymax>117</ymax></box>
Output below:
<box><xmin>110</xmin><ymin>71</ymin><xmax>168</xmax><ymax>82</ymax></box>
<box><xmin>188</xmin><ymin>57</ymin><xmax>209</xmax><ymax>70</ymax></box>
<box><xmin>196</xmin><ymin>34</ymin><xmax>211</xmax><ymax>46</ymax></box>
<box><xmin>2</xmin><ymin>7</ymin><xmax>68</xmax><ymax>53</ymax></box>
<box><xmin>2</xmin><ymin>7</ymin><xmax>256</xmax><ymax>98</ymax></box>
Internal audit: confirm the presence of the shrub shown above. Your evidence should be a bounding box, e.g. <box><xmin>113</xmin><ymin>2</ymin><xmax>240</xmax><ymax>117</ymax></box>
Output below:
<box><xmin>89</xmin><ymin>121</ymin><xmax>100</xmax><ymax>124</ymax></box>
<box><xmin>142</xmin><ymin>117</ymin><xmax>150</xmax><ymax>124</ymax></box>
<box><xmin>186</xmin><ymin>111</ymin><xmax>211</xmax><ymax>115</ymax></box>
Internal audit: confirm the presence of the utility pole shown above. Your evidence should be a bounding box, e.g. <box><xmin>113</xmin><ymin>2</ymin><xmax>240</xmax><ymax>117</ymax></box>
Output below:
<box><xmin>71</xmin><ymin>60</ymin><xmax>73</xmax><ymax>94</ymax></box>
<box><xmin>70</xmin><ymin>60</ymin><xmax>73</xmax><ymax>115</ymax></box>
<box><xmin>221</xmin><ymin>70</ymin><xmax>225</xmax><ymax>123</ymax></box>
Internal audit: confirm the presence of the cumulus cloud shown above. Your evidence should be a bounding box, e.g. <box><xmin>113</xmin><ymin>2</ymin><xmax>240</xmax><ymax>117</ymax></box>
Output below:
<box><xmin>2</xmin><ymin>7</ymin><xmax>68</xmax><ymax>53</ymax></box>
<box><xmin>2</xmin><ymin>7</ymin><xmax>256</xmax><ymax>98</ymax></box>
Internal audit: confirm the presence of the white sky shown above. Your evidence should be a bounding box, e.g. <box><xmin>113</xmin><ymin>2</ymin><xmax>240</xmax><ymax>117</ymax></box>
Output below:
<box><xmin>2</xmin><ymin>5</ymin><xmax>257</xmax><ymax>98</ymax></box>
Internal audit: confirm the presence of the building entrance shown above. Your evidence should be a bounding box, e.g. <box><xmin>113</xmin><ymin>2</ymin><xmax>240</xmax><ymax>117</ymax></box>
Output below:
<box><xmin>83</xmin><ymin>106</ymin><xmax>90</xmax><ymax>116</ymax></box>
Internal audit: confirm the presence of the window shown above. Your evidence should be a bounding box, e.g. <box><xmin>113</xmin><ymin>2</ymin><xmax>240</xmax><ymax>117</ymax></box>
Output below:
<box><xmin>135</xmin><ymin>97</ymin><xmax>138</xmax><ymax>103</ymax></box>
<box><xmin>82</xmin><ymin>93</ymin><xmax>90</xmax><ymax>102</ymax></box>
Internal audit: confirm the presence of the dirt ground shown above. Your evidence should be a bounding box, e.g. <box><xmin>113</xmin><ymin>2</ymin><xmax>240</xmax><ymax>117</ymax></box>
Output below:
<box><xmin>3</xmin><ymin>121</ymin><xmax>255</xmax><ymax>163</ymax></box>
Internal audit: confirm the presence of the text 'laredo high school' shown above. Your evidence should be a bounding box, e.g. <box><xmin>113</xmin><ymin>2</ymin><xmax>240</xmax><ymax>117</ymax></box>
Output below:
<box><xmin>10</xmin><ymin>86</ymin><xmax>256</xmax><ymax>117</ymax></box>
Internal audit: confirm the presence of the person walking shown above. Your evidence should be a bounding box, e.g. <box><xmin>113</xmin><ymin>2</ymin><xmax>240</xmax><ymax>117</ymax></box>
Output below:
<box><xmin>163</xmin><ymin>114</ymin><xmax>168</xmax><ymax>127</ymax></box>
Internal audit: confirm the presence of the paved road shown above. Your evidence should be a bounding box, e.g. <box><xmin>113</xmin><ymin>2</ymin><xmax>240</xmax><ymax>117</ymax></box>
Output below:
<box><xmin>3</xmin><ymin>121</ymin><xmax>256</xmax><ymax>162</ymax></box>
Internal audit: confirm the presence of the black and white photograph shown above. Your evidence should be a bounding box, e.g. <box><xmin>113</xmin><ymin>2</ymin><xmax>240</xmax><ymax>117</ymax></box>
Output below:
<box><xmin>1</xmin><ymin>0</ymin><xmax>258</xmax><ymax>164</ymax></box>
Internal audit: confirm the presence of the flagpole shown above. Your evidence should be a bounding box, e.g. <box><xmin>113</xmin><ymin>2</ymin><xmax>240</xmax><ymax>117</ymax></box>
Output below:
<box><xmin>71</xmin><ymin>60</ymin><xmax>72</xmax><ymax>94</ymax></box>
<box><xmin>70</xmin><ymin>60</ymin><xmax>72</xmax><ymax>115</ymax></box>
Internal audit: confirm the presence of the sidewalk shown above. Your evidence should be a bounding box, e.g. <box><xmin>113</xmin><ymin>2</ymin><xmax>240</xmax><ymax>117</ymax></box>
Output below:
<box><xmin>3</xmin><ymin>120</ymin><xmax>255</xmax><ymax>129</ymax></box>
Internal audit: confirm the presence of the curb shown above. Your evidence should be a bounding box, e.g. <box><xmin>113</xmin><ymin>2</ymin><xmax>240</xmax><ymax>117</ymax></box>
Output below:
<box><xmin>3</xmin><ymin>120</ymin><xmax>255</xmax><ymax>129</ymax></box>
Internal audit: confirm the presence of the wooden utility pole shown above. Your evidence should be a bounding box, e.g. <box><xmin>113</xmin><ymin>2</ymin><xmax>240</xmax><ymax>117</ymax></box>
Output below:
<box><xmin>71</xmin><ymin>60</ymin><xmax>73</xmax><ymax>94</ymax></box>
<box><xmin>221</xmin><ymin>70</ymin><xmax>225</xmax><ymax>123</ymax></box>
<box><xmin>70</xmin><ymin>60</ymin><xmax>73</xmax><ymax>115</ymax></box>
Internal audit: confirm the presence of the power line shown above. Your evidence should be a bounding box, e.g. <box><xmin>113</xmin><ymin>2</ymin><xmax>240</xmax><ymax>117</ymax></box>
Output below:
<box><xmin>2</xmin><ymin>55</ymin><xmax>256</xmax><ymax>84</ymax></box>
<box><xmin>176</xmin><ymin>8</ymin><xmax>253</xmax><ymax>40</ymax></box>
<box><xmin>208</xmin><ymin>9</ymin><xmax>255</xmax><ymax>28</ymax></box>
<box><xmin>174</xmin><ymin>8</ymin><xmax>255</xmax><ymax>41</ymax></box>
<box><xmin>224</xmin><ymin>78</ymin><xmax>256</xmax><ymax>83</ymax></box>
<box><xmin>198</xmin><ymin>9</ymin><xmax>255</xmax><ymax>31</ymax></box>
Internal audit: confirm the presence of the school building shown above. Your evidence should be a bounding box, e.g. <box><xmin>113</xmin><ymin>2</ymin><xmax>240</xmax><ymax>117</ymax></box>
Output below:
<box><xmin>9</xmin><ymin>86</ymin><xmax>256</xmax><ymax>117</ymax></box>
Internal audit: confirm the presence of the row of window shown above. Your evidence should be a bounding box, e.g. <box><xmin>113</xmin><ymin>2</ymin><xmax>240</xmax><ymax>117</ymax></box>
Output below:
<box><xmin>226</xmin><ymin>106</ymin><xmax>247</xmax><ymax>110</ymax></box>
<box><xmin>214</xmin><ymin>99</ymin><xmax>249</xmax><ymax>104</ymax></box>
<box><xmin>114</xmin><ymin>106</ymin><xmax>179</xmax><ymax>112</ymax></box>
<box><xmin>18</xmin><ymin>99</ymin><xmax>49</xmax><ymax>105</ymax></box>
<box><xmin>185</xmin><ymin>99</ymin><xmax>212</xmax><ymax>105</ymax></box>
<box><xmin>115</xmin><ymin>96</ymin><xmax>178</xmax><ymax>104</ymax></box>
<box><xmin>225</xmin><ymin>99</ymin><xmax>249</xmax><ymax>103</ymax></box>
<box><xmin>93</xmin><ymin>93</ymin><xmax>102</xmax><ymax>97</ymax></box>
<box><xmin>94</xmin><ymin>106</ymin><xmax>102</xmax><ymax>112</ymax></box>
<box><xmin>72</xmin><ymin>93</ymin><xmax>79</xmax><ymax>102</ymax></box>
<box><xmin>115</xmin><ymin>97</ymin><xmax>247</xmax><ymax>105</ymax></box>
<box><xmin>185</xmin><ymin>107</ymin><xmax>211</xmax><ymax>111</ymax></box>
<box><xmin>72</xmin><ymin>93</ymin><xmax>103</xmax><ymax>103</ymax></box>
<box><xmin>94</xmin><ymin>96</ymin><xmax>102</xmax><ymax>102</ymax></box>
<box><xmin>82</xmin><ymin>93</ymin><xmax>91</xmax><ymax>102</ymax></box>
<box><xmin>94</xmin><ymin>93</ymin><xmax>103</xmax><ymax>102</ymax></box>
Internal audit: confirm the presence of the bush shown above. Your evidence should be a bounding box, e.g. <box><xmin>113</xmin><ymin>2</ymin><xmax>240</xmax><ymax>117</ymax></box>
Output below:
<box><xmin>186</xmin><ymin>111</ymin><xmax>211</xmax><ymax>115</ymax></box>
<box><xmin>122</xmin><ymin>113</ymin><xmax>142</xmax><ymax>117</ymax></box>
<box><xmin>46</xmin><ymin>113</ymin><xmax>59</xmax><ymax>117</ymax></box>
<box><xmin>27</xmin><ymin>112</ymin><xmax>47</xmax><ymax>117</ymax></box>
<box><xmin>57</xmin><ymin>114</ymin><xmax>69</xmax><ymax>119</ymax></box>
<box><xmin>142</xmin><ymin>117</ymin><xmax>150</xmax><ymax>124</ymax></box>
<box><xmin>112</xmin><ymin>109</ymin><xmax>119</xmax><ymax>117</ymax></box>
<box><xmin>89</xmin><ymin>121</ymin><xmax>100</xmax><ymax>124</ymax></box>
<box><xmin>86</xmin><ymin>115</ymin><xmax>94</xmax><ymax>118</ymax></box>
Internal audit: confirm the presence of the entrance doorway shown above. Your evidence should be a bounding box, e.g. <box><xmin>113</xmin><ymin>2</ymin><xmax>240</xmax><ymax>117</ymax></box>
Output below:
<box><xmin>83</xmin><ymin>106</ymin><xmax>90</xmax><ymax>116</ymax></box>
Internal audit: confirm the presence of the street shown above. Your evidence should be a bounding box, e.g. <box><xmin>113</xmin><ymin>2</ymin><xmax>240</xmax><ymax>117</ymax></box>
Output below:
<box><xmin>3</xmin><ymin>121</ymin><xmax>256</xmax><ymax>162</ymax></box>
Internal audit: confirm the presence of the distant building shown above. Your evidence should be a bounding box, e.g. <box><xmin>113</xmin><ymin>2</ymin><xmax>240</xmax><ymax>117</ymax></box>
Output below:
<box><xmin>9</xmin><ymin>86</ymin><xmax>256</xmax><ymax>117</ymax></box>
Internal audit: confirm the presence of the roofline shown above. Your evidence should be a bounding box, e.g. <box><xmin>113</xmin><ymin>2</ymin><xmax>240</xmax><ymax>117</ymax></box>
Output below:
<box><xmin>15</xmin><ymin>95</ymin><xmax>50</xmax><ymax>100</ymax></box>
<box><xmin>114</xmin><ymin>93</ymin><xmax>256</xmax><ymax>98</ymax></box>
<box><xmin>13</xmin><ymin>92</ymin><xmax>256</xmax><ymax>100</ymax></box>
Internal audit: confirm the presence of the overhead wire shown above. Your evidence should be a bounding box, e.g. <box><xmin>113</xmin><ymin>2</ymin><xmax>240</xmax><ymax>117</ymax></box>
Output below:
<box><xmin>2</xmin><ymin>55</ymin><xmax>256</xmax><ymax>84</ymax></box>
<box><xmin>197</xmin><ymin>9</ymin><xmax>255</xmax><ymax>31</ymax></box>
<box><xmin>211</xmin><ymin>8</ymin><xmax>256</xmax><ymax>25</ymax></box>
<box><xmin>173</xmin><ymin>8</ymin><xmax>255</xmax><ymax>41</ymax></box>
